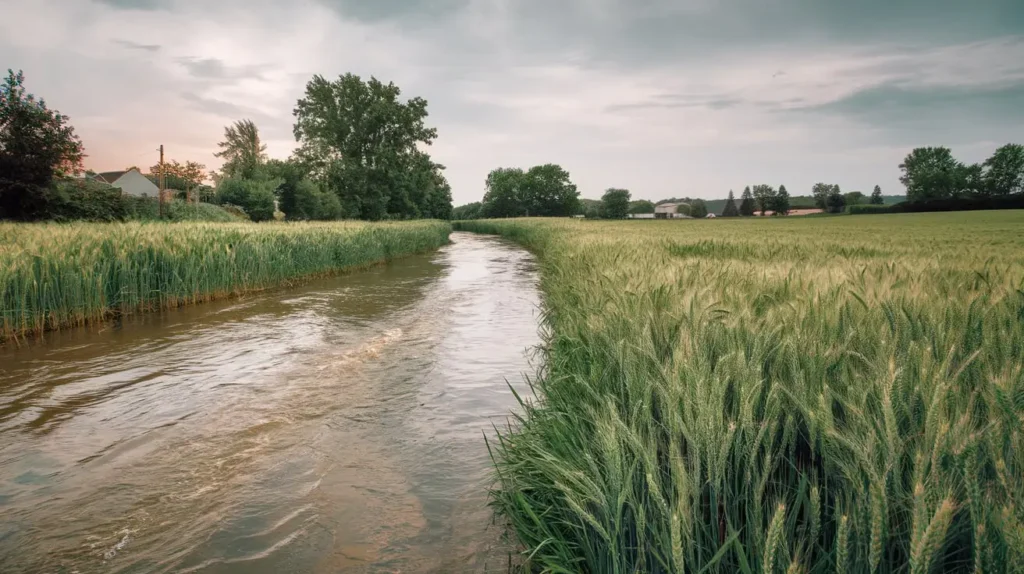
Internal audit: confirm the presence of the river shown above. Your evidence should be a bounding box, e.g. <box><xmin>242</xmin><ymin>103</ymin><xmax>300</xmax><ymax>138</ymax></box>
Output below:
<box><xmin>0</xmin><ymin>232</ymin><xmax>540</xmax><ymax>573</ymax></box>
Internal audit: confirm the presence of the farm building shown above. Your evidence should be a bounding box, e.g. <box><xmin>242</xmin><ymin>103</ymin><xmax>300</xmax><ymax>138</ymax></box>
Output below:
<box><xmin>654</xmin><ymin>203</ymin><xmax>691</xmax><ymax>219</ymax></box>
<box><xmin>92</xmin><ymin>168</ymin><xmax>160</xmax><ymax>197</ymax></box>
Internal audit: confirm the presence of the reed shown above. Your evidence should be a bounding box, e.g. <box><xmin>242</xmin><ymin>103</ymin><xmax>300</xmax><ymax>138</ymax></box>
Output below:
<box><xmin>457</xmin><ymin>211</ymin><xmax>1024</xmax><ymax>573</ymax></box>
<box><xmin>1</xmin><ymin>220</ymin><xmax>450</xmax><ymax>342</ymax></box>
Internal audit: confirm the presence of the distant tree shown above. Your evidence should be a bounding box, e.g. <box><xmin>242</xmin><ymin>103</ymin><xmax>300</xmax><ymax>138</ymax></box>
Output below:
<box><xmin>811</xmin><ymin>182</ymin><xmax>832</xmax><ymax>210</ymax></box>
<box><xmin>0</xmin><ymin>69</ymin><xmax>85</xmax><ymax>219</ymax></box>
<box><xmin>452</xmin><ymin>201</ymin><xmax>483</xmax><ymax>220</ymax></box>
<box><xmin>983</xmin><ymin>143</ymin><xmax>1024</xmax><ymax>196</ymax></box>
<box><xmin>899</xmin><ymin>147</ymin><xmax>962</xmax><ymax>202</ymax></box>
<box><xmin>580</xmin><ymin>198</ymin><xmax>603</xmax><ymax>218</ymax></box>
<box><xmin>262</xmin><ymin>158</ymin><xmax>306</xmax><ymax>219</ymax></box>
<box><xmin>690</xmin><ymin>198</ymin><xmax>708</xmax><ymax>218</ymax></box>
<box><xmin>215</xmin><ymin>119</ymin><xmax>266</xmax><ymax>180</ymax></box>
<box><xmin>752</xmin><ymin>184</ymin><xmax>775</xmax><ymax>216</ymax></box>
<box><xmin>675</xmin><ymin>203</ymin><xmax>692</xmax><ymax>217</ymax></box>
<box><xmin>870</xmin><ymin>185</ymin><xmax>884</xmax><ymax>204</ymax></box>
<box><xmin>771</xmin><ymin>185</ymin><xmax>790</xmax><ymax>215</ymax></box>
<box><xmin>739</xmin><ymin>186</ymin><xmax>755</xmax><ymax>216</ymax></box>
<box><xmin>481</xmin><ymin>167</ymin><xmax>526</xmax><ymax>217</ymax></box>
<box><xmin>721</xmin><ymin>190</ymin><xmax>739</xmax><ymax>217</ymax></box>
<box><xmin>602</xmin><ymin>188</ymin><xmax>631</xmax><ymax>219</ymax></box>
<box><xmin>149</xmin><ymin>159</ymin><xmax>207</xmax><ymax>201</ymax></box>
<box><xmin>628</xmin><ymin>199</ymin><xmax>655</xmax><ymax>214</ymax></box>
<box><xmin>957</xmin><ymin>163</ymin><xmax>986</xmax><ymax>197</ymax></box>
<box><xmin>521</xmin><ymin>164</ymin><xmax>580</xmax><ymax>216</ymax></box>
<box><xmin>844</xmin><ymin>191</ymin><xmax>865</xmax><ymax>205</ymax></box>
<box><xmin>826</xmin><ymin>184</ymin><xmax>846</xmax><ymax>213</ymax></box>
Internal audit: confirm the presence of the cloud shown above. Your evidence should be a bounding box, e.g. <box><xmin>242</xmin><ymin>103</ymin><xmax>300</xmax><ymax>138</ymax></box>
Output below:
<box><xmin>177</xmin><ymin>57</ymin><xmax>265</xmax><ymax>80</ymax></box>
<box><xmin>94</xmin><ymin>0</ymin><xmax>165</xmax><ymax>10</ymax></box>
<box><xmin>113</xmin><ymin>39</ymin><xmax>161</xmax><ymax>52</ymax></box>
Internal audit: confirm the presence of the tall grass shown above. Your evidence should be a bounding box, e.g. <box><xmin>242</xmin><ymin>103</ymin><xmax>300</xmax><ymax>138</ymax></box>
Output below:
<box><xmin>456</xmin><ymin>212</ymin><xmax>1024</xmax><ymax>573</ymax></box>
<box><xmin>1</xmin><ymin>220</ymin><xmax>450</xmax><ymax>341</ymax></box>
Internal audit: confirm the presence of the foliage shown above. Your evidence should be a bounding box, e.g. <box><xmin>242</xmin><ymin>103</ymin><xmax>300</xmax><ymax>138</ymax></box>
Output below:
<box><xmin>123</xmin><ymin>196</ymin><xmax>241</xmax><ymax>222</ymax></box>
<box><xmin>721</xmin><ymin>190</ymin><xmax>739</xmax><ymax>217</ymax></box>
<box><xmin>263</xmin><ymin>158</ymin><xmax>309</xmax><ymax>219</ymax></box>
<box><xmin>580</xmin><ymin>198</ymin><xmax>603</xmax><ymax>219</ymax></box>
<box><xmin>42</xmin><ymin>178</ymin><xmax>127</xmax><ymax>221</ymax></box>
<box><xmin>455</xmin><ymin>213</ymin><xmax>1024</xmax><ymax>574</ymax></box>
<box><xmin>739</xmin><ymin>186</ymin><xmax>755</xmax><ymax>216</ymax></box>
<box><xmin>293</xmin><ymin>73</ymin><xmax>451</xmax><ymax>220</ymax></box>
<box><xmin>899</xmin><ymin>147</ymin><xmax>966</xmax><ymax>202</ymax></box>
<box><xmin>847</xmin><ymin>203</ymin><xmax>896</xmax><ymax>215</ymax></box>
<box><xmin>772</xmin><ymin>185</ymin><xmax>791</xmax><ymax>215</ymax></box>
<box><xmin>289</xmin><ymin>177</ymin><xmax>342</xmax><ymax>220</ymax></box>
<box><xmin>148</xmin><ymin>159</ymin><xmax>206</xmax><ymax>198</ymax></box>
<box><xmin>752</xmin><ymin>184</ymin><xmax>775</xmax><ymax>215</ymax></box>
<box><xmin>983</xmin><ymin>143</ymin><xmax>1024</xmax><ymax>196</ymax></box>
<box><xmin>850</xmin><ymin>194</ymin><xmax>1024</xmax><ymax>215</ymax></box>
<box><xmin>689</xmin><ymin>198</ymin><xmax>708</xmax><ymax>218</ymax></box>
<box><xmin>214</xmin><ymin>119</ymin><xmax>266</xmax><ymax>180</ymax></box>
<box><xmin>1</xmin><ymin>220</ymin><xmax>451</xmax><ymax>341</ymax></box>
<box><xmin>844</xmin><ymin>191</ymin><xmax>865</xmax><ymax>205</ymax></box>
<box><xmin>812</xmin><ymin>182</ymin><xmax>833</xmax><ymax>210</ymax></box>
<box><xmin>481</xmin><ymin>165</ymin><xmax>580</xmax><ymax>218</ymax></box>
<box><xmin>870</xmin><ymin>185</ymin><xmax>884</xmax><ymax>205</ymax></box>
<box><xmin>826</xmin><ymin>184</ymin><xmax>847</xmax><ymax>213</ymax></box>
<box><xmin>0</xmin><ymin>69</ymin><xmax>86</xmax><ymax>220</ymax></box>
<box><xmin>601</xmin><ymin>188</ymin><xmax>631</xmax><ymax>219</ymax></box>
<box><xmin>215</xmin><ymin>177</ymin><xmax>278</xmax><ymax>222</ymax></box>
<box><xmin>675</xmin><ymin>203</ymin><xmax>691</xmax><ymax>216</ymax></box>
<box><xmin>628</xmin><ymin>199</ymin><xmax>655</xmax><ymax>214</ymax></box>
<box><xmin>453</xmin><ymin>201</ymin><xmax>483</xmax><ymax>220</ymax></box>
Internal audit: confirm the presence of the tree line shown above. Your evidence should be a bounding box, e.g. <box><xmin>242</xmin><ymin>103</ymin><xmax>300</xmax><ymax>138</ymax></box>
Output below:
<box><xmin>0</xmin><ymin>69</ymin><xmax>453</xmax><ymax>221</ymax></box>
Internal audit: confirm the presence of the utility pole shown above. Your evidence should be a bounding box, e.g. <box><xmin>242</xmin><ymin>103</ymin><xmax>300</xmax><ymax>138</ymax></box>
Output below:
<box><xmin>158</xmin><ymin>144</ymin><xmax>165</xmax><ymax>218</ymax></box>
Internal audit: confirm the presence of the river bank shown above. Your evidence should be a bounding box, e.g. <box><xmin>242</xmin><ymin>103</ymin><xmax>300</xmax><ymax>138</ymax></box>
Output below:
<box><xmin>0</xmin><ymin>220</ymin><xmax>450</xmax><ymax>344</ymax></box>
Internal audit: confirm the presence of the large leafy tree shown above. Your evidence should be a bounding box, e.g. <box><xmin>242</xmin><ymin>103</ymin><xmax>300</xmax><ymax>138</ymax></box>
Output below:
<box><xmin>811</xmin><ymin>182</ymin><xmax>832</xmax><ymax>210</ymax></box>
<box><xmin>752</xmin><ymin>184</ymin><xmax>775</xmax><ymax>216</ymax></box>
<box><xmin>826</xmin><ymin>184</ymin><xmax>846</xmax><ymax>213</ymax></box>
<box><xmin>482</xmin><ymin>167</ymin><xmax>526</xmax><ymax>218</ymax></box>
<box><xmin>481</xmin><ymin>164</ymin><xmax>579</xmax><ymax>218</ymax></box>
<box><xmin>771</xmin><ymin>184</ymin><xmax>790</xmax><ymax>215</ymax></box>
<box><xmin>601</xmin><ymin>188</ymin><xmax>630</xmax><ymax>219</ymax></box>
<box><xmin>148</xmin><ymin>159</ymin><xmax>206</xmax><ymax>200</ymax></box>
<box><xmin>689</xmin><ymin>198</ymin><xmax>708</xmax><ymax>218</ymax></box>
<box><xmin>293</xmin><ymin>73</ymin><xmax>448</xmax><ymax>220</ymax></box>
<box><xmin>870</xmin><ymin>185</ymin><xmax>884</xmax><ymax>204</ymax></box>
<box><xmin>899</xmin><ymin>146</ymin><xmax>962</xmax><ymax>202</ymax></box>
<box><xmin>215</xmin><ymin>119</ymin><xmax>266</xmax><ymax>179</ymax></box>
<box><xmin>983</xmin><ymin>143</ymin><xmax>1024</xmax><ymax>196</ymax></box>
<box><xmin>0</xmin><ymin>69</ymin><xmax>85</xmax><ymax>219</ymax></box>
<box><xmin>739</xmin><ymin>186</ymin><xmax>755</xmax><ymax>216</ymax></box>
<box><xmin>721</xmin><ymin>190</ymin><xmax>739</xmax><ymax>217</ymax></box>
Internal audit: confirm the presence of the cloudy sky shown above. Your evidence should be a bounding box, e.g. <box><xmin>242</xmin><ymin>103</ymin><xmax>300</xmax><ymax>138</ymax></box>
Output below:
<box><xmin>2</xmin><ymin>0</ymin><xmax>1022</xmax><ymax>204</ymax></box>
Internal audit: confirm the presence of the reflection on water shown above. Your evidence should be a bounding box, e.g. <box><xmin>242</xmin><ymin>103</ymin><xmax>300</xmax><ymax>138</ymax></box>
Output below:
<box><xmin>0</xmin><ymin>233</ymin><xmax>540</xmax><ymax>573</ymax></box>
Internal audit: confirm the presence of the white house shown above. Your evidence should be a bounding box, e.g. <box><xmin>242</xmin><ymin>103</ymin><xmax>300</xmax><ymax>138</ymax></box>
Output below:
<box><xmin>93</xmin><ymin>168</ymin><xmax>160</xmax><ymax>198</ymax></box>
<box><xmin>654</xmin><ymin>202</ymin><xmax>691</xmax><ymax>219</ymax></box>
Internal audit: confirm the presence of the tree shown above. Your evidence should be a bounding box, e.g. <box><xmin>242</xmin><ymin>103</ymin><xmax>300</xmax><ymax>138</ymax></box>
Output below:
<box><xmin>602</xmin><ymin>188</ymin><xmax>630</xmax><ymax>219</ymax></box>
<box><xmin>771</xmin><ymin>185</ymin><xmax>790</xmax><ymax>215</ymax></box>
<box><xmin>148</xmin><ymin>159</ymin><xmax>206</xmax><ymax>201</ymax></box>
<box><xmin>826</xmin><ymin>184</ymin><xmax>846</xmax><ymax>213</ymax></box>
<box><xmin>870</xmin><ymin>185</ymin><xmax>884</xmax><ymax>204</ymax></box>
<box><xmin>811</xmin><ymin>182</ymin><xmax>832</xmax><ymax>210</ymax></box>
<box><xmin>453</xmin><ymin>202</ymin><xmax>483</xmax><ymax>220</ymax></box>
<box><xmin>628</xmin><ymin>199</ymin><xmax>655</xmax><ymax>214</ymax></box>
<box><xmin>482</xmin><ymin>167</ymin><xmax>526</xmax><ymax>217</ymax></box>
<box><xmin>844</xmin><ymin>191</ymin><xmax>865</xmax><ymax>206</ymax></box>
<box><xmin>689</xmin><ymin>198</ymin><xmax>708</xmax><ymax>218</ymax></box>
<box><xmin>721</xmin><ymin>190</ymin><xmax>739</xmax><ymax>217</ymax></box>
<box><xmin>0</xmin><ymin>69</ymin><xmax>85</xmax><ymax>219</ymax></box>
<box><xmin>752</xmin><ymin>184</ymin><xmax>775</xmax><ymax>215</ymax></box>
<box><xmin>215</xmin><ymin>119</ymin><xmax>266</xmax><ymax>179</ymax></box>
<box><xmin>521</xmin><ymin>164</ymin><xmax>580</xmax><ymax>217</ymax></box>
<box><xmin>262</xmin><ymin>158</ymin><xmax>306</xmax><ymax>219</ymax></box>
<box><xmin>675</xmin><ymin>203</ymin><xmax>692</xmax><ymax>217</ymax></box>
<box><xmin>957</xmin><ymin>163</ymin><xmax>985</xmax><ymax>197</ymax></box>
<box><xmin>983</xmin><ymin>143</ymin><xmax>1024</xmax><ymax>196</ymax></box>
<box><xmin>739</xmin><ymin>186</ymin><xmax>755</xmax><ymax>216</ymax></box>
<box><xmin>293</xmin><ymin>73</ymin><xmax>449</xmax><ymax>220</ymax></box>
<box><xmin>899</xmin><ymin>147</ymin><xmax>962</xmax><ymax>202</ymax></box>
<box><xmin>216</xmin><ymin>177</ymin><xmax>276</xmax><ymax>222</ymax></box>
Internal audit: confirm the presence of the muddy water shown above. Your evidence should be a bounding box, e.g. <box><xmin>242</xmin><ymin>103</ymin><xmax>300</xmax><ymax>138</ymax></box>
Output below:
<box><xmin>0</xmin><ymin>232</ymin><xmax>540</xmax><ymax>573</ymax></box>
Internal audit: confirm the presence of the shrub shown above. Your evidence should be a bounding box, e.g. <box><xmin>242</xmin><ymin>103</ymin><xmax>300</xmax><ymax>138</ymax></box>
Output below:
<box><xmin>216</xmin><ymin>177</ymin><xmax>277</xmax><ymax>222</ymax></box>
<box><xmin>43</xmin><ymin>178</ymin><xmax>127</xmax><ymax>221</ymax></box>
<box><xmin>848</xmin><ymin>204</ymin><xmax>895</xmax><ymax>215</ymax></box>
<box><xmin>317</xmin><ymin>190</ymin><xmax>343</xmax><ymax>220</ymax></box>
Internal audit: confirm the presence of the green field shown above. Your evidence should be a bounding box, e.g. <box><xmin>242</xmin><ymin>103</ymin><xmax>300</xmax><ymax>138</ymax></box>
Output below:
<box><xmin>0</xmin><ymin>220</ymin><xmax>450</xmax><ymax>342</ymax></box>
<box><xmin>456</xmin><ymin>212</ymin><xmax>1024</xmax><ymax>573</ymax></box>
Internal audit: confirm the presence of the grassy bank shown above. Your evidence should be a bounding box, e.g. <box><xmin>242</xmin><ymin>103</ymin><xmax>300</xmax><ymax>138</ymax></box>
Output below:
<box><xmin>456</xmin><ymin>212</ymin><xmax>1024</xmax><ymax>573</ymax></box>
<box><xmin>1</xmin><ymin>220</ymin><xmax>450</xmax><ymax>342</ymax></box>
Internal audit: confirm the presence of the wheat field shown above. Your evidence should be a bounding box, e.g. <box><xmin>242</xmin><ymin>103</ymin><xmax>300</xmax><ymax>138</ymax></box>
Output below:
<box><xmin>456</xmin><ymin>211</ymin><xmax>1024</xmax><ymax>573</ymax></box>
<box><xmin>1</xmin><ymin>220</ymin><xmax>451</xmax><ymax>342</ymax></box>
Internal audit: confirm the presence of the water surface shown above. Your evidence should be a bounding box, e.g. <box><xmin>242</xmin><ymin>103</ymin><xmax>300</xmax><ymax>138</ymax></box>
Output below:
<box><xmin>0</xmin><ymin>232</ymin><xmax>539</xmax><ymax>573</ymax></box>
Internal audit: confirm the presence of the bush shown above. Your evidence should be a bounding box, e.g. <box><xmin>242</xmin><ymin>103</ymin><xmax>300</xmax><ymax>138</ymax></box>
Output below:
<box><xmin>317</xmin><ymin>190</ymin><xmax>343</xmax><ymax>220</ymax></box>
<box><xmin>43</xmin><ymin>178</ymin><xmax>127</xmax><ymax>221</ymax></box>
<box><xmin>849</xmin><ymin>195</ymin><xmax>1024</xmax><ymax>215</ymax></box>
<box><xmin>123</xmin><ymin>196</ymin><xmax>242</xmax><ymax>222</ymax></box>
<box><xmin>848</xmin><ymin>204</ymin><xmax>894</xmax><ymax>215</ymax></box>
<box><xmin>216</xmin><ymin>177</ymin><xmax>277</xmax><ymax>222</ymax></box>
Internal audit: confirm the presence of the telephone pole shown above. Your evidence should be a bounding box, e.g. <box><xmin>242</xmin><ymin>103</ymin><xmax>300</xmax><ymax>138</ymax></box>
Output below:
<box><xmin>158</xmin><ymin>145</ymin><xmax>165</xmax><ymax>218</ymax></box>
